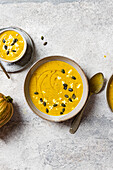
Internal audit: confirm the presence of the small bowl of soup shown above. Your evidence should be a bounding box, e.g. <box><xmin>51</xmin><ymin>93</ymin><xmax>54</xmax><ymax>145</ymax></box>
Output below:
<box><xmin>0</xmin><ymin>28</ymin><xmax>27</xmax><ymax>62</ymax></box>
<box><xmin>24</xmin><ymin>56</ymin><xmax>89</xmax><ymax>122</ymax></box>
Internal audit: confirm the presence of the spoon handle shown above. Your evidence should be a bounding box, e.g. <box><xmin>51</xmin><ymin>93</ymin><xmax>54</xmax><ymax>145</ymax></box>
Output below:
<box><xmin>69</xmin><ymin>95</ymin><xmax>91</xmax><ymax>134</ymax></box>
<box><xmin>0</xmin><ymin>63</ymin><xmax>10</xmax><ymax>79</ymax></box>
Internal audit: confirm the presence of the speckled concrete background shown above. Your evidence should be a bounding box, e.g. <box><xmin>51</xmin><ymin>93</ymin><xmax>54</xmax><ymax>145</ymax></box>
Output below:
<box><xmin>0</xmin><ymin>0</ymin><xmax>113</xmax><ymax>170</ymax></box>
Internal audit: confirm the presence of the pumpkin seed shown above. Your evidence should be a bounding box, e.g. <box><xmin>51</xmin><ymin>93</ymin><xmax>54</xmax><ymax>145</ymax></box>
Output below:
<box><xmin>63</xmin><ymin>84</ymin><xmax>68</xmax><ymax>90</ymax></box>
<box><xmin>12</xmin><ymin>50</ymin><xmax>16</xmax><ymax>52</ymax></box>
<box><xmin>69</xmin><ymin>98</ymin><xmax>72</xmax><ymax>102</ymax></box>
<box><xmin>72</xmin><ymin>76</ymin><xmax>76</xmax><ymax>80</ymax></box>
<box><xmin>40</xmin><ymin>98</ymin><xmax>43</xmax><ymax>102</ymax></box>
<box><xmin>68</xmin><ymin>88</ymin><xmax>73</xmax><ymax>92</ymax></box>
<box><xmin>11</xmin><ymin>42</ymin><xmax>14</xmax><ymax>46</ymax></box>
<box><xmin>65</xmin><ymin>94</ymin><xmax>69</xmax><ymax>98</ymax></box>
<box><xmin>63</xmin><ymin>83</ymin><xmax>68</xmax><ymax>87</ymax></box>
<box><xmin>43</xmin><ymin>42</ymin><xmax>47</xmax><ymax>46</ymax></box>
<box><xmin>60</xmin><ymin>112</ymin><xmax>63</xmax><ymax>115</ymax></box>
<box><xmin>64</xmin><ymin>86</ymin><xmax>67</xmax><ymax>90</ymax></box>
<box><xmin>61</xmin><ymin>103</ymin><xmax>66</xmax><ymax>107</ymax></box>
<box><xmin>62</xmin><ymin>108</ymin><xmax>65</xmax><ymax>112</ymax></box>
<box><xmin>34</xmin><ymin>92</ymin><xmax>39</xmax><ymax>95</ymax></box>
<box><xmin>7</xmin><ymin>51</ymin><xmax>9</xmax><ymax>55</ymax></box>
<box><xmin>41</xmin><ymin>36</ymin><xmax>44</xmax><ymax>40</ymax></box>
<box><xmin>13</xmin><ymin>38</ymin><xmax>18</xmax><ymax>43</ymax></box>
<box><xmin>43</xmin><ymin>102</ymin><xmax>46</xmax><ymax>106</ymax></box>
<box><xmin>46</xmin><ymin>108</ymin><xmax>49</xmax><ymax>113</ymax></box>
<box><xmin>3</xmin><ymin>39</ymin><xmax>5</xmax><ymax>43</ymax></box>
<box><xmin>4</xmin><ymin>45</ymin><xmax>7</xmax><ymax>50</ymax></box>
<box><xmin>11</xmin><ymin>39</ymin><xmax>18</xmax><ymax>46</ymax></box>
<box><xmin>53</xmin><ymin>104</ymin><xmax>58</xmax><ymax>107</ymax></box>
<box><xmin>61</xmin><ymin>69</ymin><xmax>65</xmax><ymax>74</ymax></box>
<box><xmin>72</xmin><ymin>94</ymin><xmax>76</xmax><ymax>99</ymax></box>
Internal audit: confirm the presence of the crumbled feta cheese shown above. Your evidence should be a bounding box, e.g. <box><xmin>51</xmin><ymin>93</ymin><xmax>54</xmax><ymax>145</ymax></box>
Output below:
<box><xmin>57</xmin><ymin>76</ymin><xmax>61</xmax><ymax>80</ymax></box>
<box><xmin>77</xmin><ymin>84</ymin><xmax>81</xmax><ymax>88</ymax></box>
<box><xmin>44</xmin><ymin>98</ymin><xmax>47</xmax><ymax>102</ymax></box>
<box><xmin>49</xmin><ymin>106</ymin><xmax>53</xmax><ymax>110</ymax></box>
<box><xmin>8</xmin><ymin>35</ymin><xmax>13</xmax><ymax>39</ymax></box>
<box><xmin>68</xmin><ymin>69</ymin><xmax>72</xmax><ymax>74</ymax></box>
<box><xmin>75</xmin><ymin>97</ymin><xmax>79</xmax><ymax>100</ymax></box>
<box><xmin>62</xmin><ymin>100</ymin><xmax>66</xmax><ymax>104</ymax></box>
<box><xmin>59</xmin><ymin>97</ymin><xmax>62</xmax><ymax>100</ymax></box>
<box><xmin>62</xmin><ymin>81</ymin><xmax>65</xmax><ymax>84</ymax></box>
<box><xmin>70</xmin><ymin>83</ymin><xmax>73</xmax><ymax>88</ymax></box>
<box><xmin>15</xmin><ymin>43</ymin><xmax>19</xmax><ymax>47</ymax></box>
<box><xmin>53</xmin><ymin>99</ymin><xmax>56</xmax><ymax>103</ymax></box>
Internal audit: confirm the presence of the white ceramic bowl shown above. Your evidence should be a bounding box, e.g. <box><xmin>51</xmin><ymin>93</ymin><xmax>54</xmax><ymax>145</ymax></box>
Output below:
<box><xmin>24</xmin><ymin>56</ymin><xmax>89</xmax><ymax>122</ymax></box>
<box><xmin>0</xmin><ymin>28</ymin><xmax>27</xmax><ymax>63</ymax></box>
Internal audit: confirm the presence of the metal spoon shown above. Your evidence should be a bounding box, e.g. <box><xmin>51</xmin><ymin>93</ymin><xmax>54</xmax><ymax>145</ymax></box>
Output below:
<box><xmin>0</xmin><ymin>62</ymin><xmax>10</xmax><ymax>79</ymax></box>
<box><xmin>70</xmin><ymin>72</ymin><xmax>104</xmax><ymax>134</ymax></box>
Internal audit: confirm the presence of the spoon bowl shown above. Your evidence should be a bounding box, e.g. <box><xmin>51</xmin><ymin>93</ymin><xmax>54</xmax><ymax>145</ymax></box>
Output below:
<box><xmin>89</xmin><ymin>73</ymin><xmax>104</xmax><ymax>94</ymax></box>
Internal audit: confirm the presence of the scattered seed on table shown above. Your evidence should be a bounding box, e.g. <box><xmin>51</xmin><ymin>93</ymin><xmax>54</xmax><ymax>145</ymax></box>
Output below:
<box><xmin>60</xmin><ymin>112</ymin><xmax>63</xmax><ymax>115</ymax></box>
<box><xmin>43</xmin><ymin>42</ymin><xmax>47</xmax><ymax>46</ymax></box>
<box><xmin>61</xmin><ymin>103</ymin><xmax>66</xmax><ymax>107</ymax></box>
<box><xmin>62</xmin><ymin>108</ymin><xmax>65</xmax><ymax>112</ymax></box>
<box><xmin>3</xmin><ymin>39</ymin><xmax>5</xmax><ymax>43</ymax></box>
<box><xmin>12</xmin><ymin>50</ymin><xmax>16</xmax><ymax>52</ymax></box>
<box><xmin>53</xmin><ymin>104</ymin><xmax>58</xmax><ymax>107</ymax></box>
<box><xmin>72</xmin><ymin>94</ymin><xmax>76</xmax><ymax>99</ymax></box>
<box><xmin>7</xmin><ymin>51</ymin><xmax>9</xmax><ymax>55</ymax></box>
<box><xmin>46</xmin><ymin>108</ymin><xmax>49</xmax><ymax>113</ymax></box>
<box><xmin>43</xmin><ymin>102</ymin><xmax>46</xmax><ymax>106</ymax></box>
<box><xmin>61</xmin><ymin>69</ymin><xmax>65</xmax><ymax>74</ymax></box>
<box><xmin>41</xmin><ymin>36</ymin><xmax>44</xmax><ymax>40</ymax></box>
<box><xmin>4</xmin><ymin>45</ymin><xmax>7</xmax><ymax>50</ymax></box>
<box><xmin>68</xmin><ymin>88</ymin><xmax>73</xmax><ymax>92</ymax></box>
<box><xmin>69</xmin><ymin>98</ymin><xmax>72</xmax><ymax>102</ymax></box>
<box><xmin>34</xmin><ymin>92</ymin><xmax>39</xmax><ymax>95</ymax></box>
<box><xmin>72</xmin><ymin>76</ymin><xmax>76</xmax><ymax>80</ymax></box>
<box><xmin>40</xmin><ymin>98</ymin><xmax>43</xmax><ymax>102</ymax></box>
<box><xmin>65</xmin><ymin>94</ymin><xmax>69</xmax><ymax>98</ymax></box>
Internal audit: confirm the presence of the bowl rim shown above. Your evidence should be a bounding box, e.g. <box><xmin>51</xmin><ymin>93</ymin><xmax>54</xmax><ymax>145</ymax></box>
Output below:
<box><xmin>24</xmin><ymin>55</ymin><xmax>89</xmax><ymax>122</ymax></box>
<box><xmin>0</xmin><ymin>28</ymin><xmax>27</xmax><ymax>63</ymax></box>
<box><xmin>106</xmin><ymin>74</ymin><xmax>113</xmax><ymax>112</ymax></box>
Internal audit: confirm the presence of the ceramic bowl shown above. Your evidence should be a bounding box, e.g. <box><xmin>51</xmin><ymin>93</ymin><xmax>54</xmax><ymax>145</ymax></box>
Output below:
<box><xmin>24</xmin><ymin>56</ymin><xmax>89</xmax><ymax>122</ymax></box>
<box><xmin>0</xmin><ymin>28</ymin><xmax>27</xmax><ymax>63</ymax></box>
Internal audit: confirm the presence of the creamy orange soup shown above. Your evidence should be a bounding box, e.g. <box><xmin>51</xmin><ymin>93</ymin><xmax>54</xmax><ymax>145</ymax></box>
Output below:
<box><xmin>29</xmin><ymin>61</ymin><xmax>83</xmax><ymax>116</ymax></box>
<box><xmin>107</xmin><ymin>77</ymin><xmax>113</xmax><ymax>111</ymax></box>
<box><xmin>0</xmin><ymin>30</ymin><xmax>25</xmax><ymax>61</ymax></box>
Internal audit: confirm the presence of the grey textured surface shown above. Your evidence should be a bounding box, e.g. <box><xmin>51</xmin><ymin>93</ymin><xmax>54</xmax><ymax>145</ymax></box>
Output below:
<box><xmin>0</xmin><ymin>0</ymin><xmax>113</xmax><ymax>170</ymax></box>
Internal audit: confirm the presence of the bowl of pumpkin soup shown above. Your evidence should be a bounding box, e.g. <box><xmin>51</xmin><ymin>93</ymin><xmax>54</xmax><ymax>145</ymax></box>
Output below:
<box><xmin>0</xmin><ymin>28</ymin><xmax>27</xmax><ymax>62</ymax></box>
<box><xmin>24</xmin><ymin>56</ymin><xmax>89</xmax><ymax>122</ymax></box>
<box><xmin>106</xmin><ymin>75</ymin><xmax>113</xmax><ymax>112</ymax></box>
